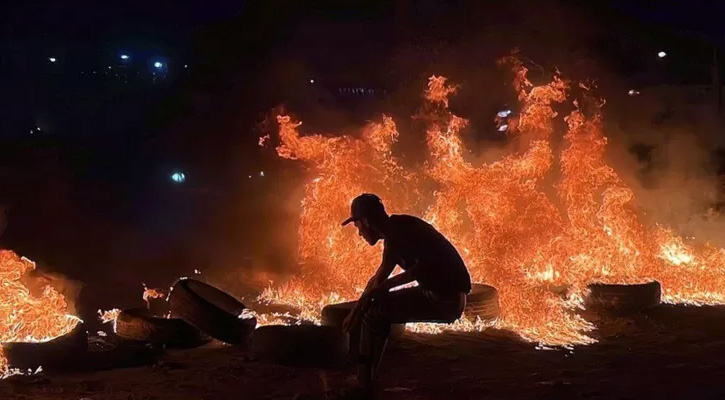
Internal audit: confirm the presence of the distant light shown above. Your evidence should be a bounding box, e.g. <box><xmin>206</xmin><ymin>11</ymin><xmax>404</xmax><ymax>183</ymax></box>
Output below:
<box><xmin>48</xmin><ymin>57</ymin><xmax>57</xmax><ymax>63</ymax></box>
<box><xmin>496</xmin><ymin>109</ymin><xmax>512</xmax><ymax>118</ymax></box>
<box><xmin>170</xmin><ymin>172</ymin><xmax>186</xmax><ymax>183</ymax></box>
<box><xmin>498</xmin><ymin>124</ymin><xmax>509</xmax><ymax>132</ymax></box>
<box><xmin>658</xmin><ymin>51</ymin><xmax>667</xmax><ymax>59</ymax></box>
<box><xmin>36</xmin><ymin>127</ymin><xmax>41</xmax><ymax>131</ymax></box>
<box><xmin>259</xmin><ymin>171</ymin><xmax>265</xmax><ymax>177</ymax></box>
<box><xmin>628</xmin><ymin>89</ymin><xmax>641</xmax><ymax>96</ymax></box>
<box><xmin>184</xmin><ymin>64</ymin><xmax>188</xmax><ymax>69</ymax></box>
<box><xmin>107</xmin><ymin>65</ymin><xmax>112</xmax><ymax>69</ymax></box>
<box><xmin>309</xmin><ymin>78</ymin><xmax>315</xmax><ymax>84</ymax></box>
<box><xmin>120</xmin><ymin>54</ymin><xmax>130</xmax><ymax>60</ymax></box>
<box><xmin>154</xmin><ymin>61</ymin><xmax>163</xmax><ymax>69</ymax></box>
<box><xmin>248</xmin><ymin>175</ymin><xmax>252</xmax><ymax>179</ymax></box>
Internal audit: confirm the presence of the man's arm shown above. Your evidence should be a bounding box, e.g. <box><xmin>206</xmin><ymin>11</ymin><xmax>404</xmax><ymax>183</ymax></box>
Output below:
<box><xmin>343</xmin><ymin>246</ymin><xmax>397</xmax><ymax>332</ymax></box>
<box><xmin>360</xmin><ymin>245</ymin><xmax>397</xmax><ymax>296</ymax></box>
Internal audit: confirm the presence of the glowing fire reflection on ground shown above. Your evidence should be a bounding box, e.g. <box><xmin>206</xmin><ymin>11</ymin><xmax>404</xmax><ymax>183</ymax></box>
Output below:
<box><xmin>258</xmin><ymin>55</ymin><xmax>725</xmax><ymax>346</ymax></box>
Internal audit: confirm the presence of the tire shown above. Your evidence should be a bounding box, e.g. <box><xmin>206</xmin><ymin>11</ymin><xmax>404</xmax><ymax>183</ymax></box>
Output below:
<box><xmin>251</xmin><ymin>325</ymin><xmax>349</xmax><ymax>368</ymax></box>
<box><xmin>465</xmin><ymin>283</ymin><xmax>500</xmax><ymax>321</ymax></box>
<box><xmin>321</xmin><ymin>301</ymin><xmax>405</xmax><ymax>338</ymax></box>
<box><xmin>586</xmin><ymin>281</ymin><xmax>662</xmax><ymax>312</ymax></box>
<box><xmin>3</xmin><ymin>322</ymin><xmax>88</xmax><ymax>371</ymax></box>
<box><xmin>80</xmin><ymin>333</ymin><xmax>163</xmax><ymax>372</ymax></box>
<box><xmin>169</xmin><ymin>279</ymin><xmax>256</xmax><ymax>345</ymax></box>
<box><xmin>115</xmin><ymin>308</ymin><xmax>206</xmax><ymax>348</ymax></box>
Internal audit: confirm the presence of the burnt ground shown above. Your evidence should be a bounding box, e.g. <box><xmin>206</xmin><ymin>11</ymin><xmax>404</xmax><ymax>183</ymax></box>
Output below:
<box><xmin>3</xmin><ymin>304</ymin><xmax>725</xmax><ymax>400</ymax></box>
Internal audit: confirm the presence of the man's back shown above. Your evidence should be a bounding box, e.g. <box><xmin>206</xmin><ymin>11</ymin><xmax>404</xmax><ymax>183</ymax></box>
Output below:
<box><xmin>383</xmin><ymin>214</ymin><xmax>472</xmax><ymax>295</ymax></box>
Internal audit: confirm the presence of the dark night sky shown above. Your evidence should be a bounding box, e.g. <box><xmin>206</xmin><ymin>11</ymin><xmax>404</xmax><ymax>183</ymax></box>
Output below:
<box><xmin>609</xmin><ymin>0</ymin><xmax>725</xmax><ymax>36</ymax></box>
<box><xmin>1</xmin><ymin>1</ymin><xmax>720</xmax><ymax>44</ymax></box>
<box><xmin>1</xmin><ymin>1</ymin><xmax>247</xmax><ymax>39</ymax></box>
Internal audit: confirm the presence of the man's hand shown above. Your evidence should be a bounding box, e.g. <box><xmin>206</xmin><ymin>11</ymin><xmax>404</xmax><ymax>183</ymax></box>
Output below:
<box><xmin>342</xmin><ymin>285</ymin><xmax>385</xmax><ymax>333</ymax></box>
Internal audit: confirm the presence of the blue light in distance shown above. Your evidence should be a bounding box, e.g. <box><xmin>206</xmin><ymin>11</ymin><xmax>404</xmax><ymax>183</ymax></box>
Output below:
<box><xmin>170</xmin><ymin>172</ymin><xmax>186</xmax><ymax>183</ymax></box>
<box><xmin>154</xmin><ymin>61</ymin><xmax>164</xmax><ymax>69</ymax></box>
<box><xmin>120</xmin><ymin>54</ymin><xmax>130</xmax><ymax>60</ymax></box>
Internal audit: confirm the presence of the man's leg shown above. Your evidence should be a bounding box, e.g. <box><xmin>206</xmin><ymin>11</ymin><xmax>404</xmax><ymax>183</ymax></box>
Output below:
<box><xmin>354</xmin><ymin>287</ymin><xmax>464</xmax><ymax>393</ymax></box>
<box><xmin>356</xmin><ymin>287</ymin><xmax>433</xmax><ymax>389</ymax></box>
<box><xmin>356</xmin><ymin>295</ymin><xmax>395</xmax><ymax>393</ymax></box>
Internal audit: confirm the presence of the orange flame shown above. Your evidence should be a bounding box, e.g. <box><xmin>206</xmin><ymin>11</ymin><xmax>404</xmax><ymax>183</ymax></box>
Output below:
<box><xmin>260</xmin><ymin>56</ymin><xmax>725</xmax><ymax>345</ymax></box>
<box><xmin>0</xmin><ymin>251</ymin><xmax>80</xmax><ymax>376</ymax></box>
<box><xmin>142</xmin><ymin>286</ymin><xmax>165</xmax><ymax>307</ymax></box>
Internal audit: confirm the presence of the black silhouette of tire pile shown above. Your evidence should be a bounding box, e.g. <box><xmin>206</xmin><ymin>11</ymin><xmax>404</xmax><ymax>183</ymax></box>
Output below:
<box><xmin>465</xmin><ymin>284</ymin><xmax>501</xmax><ymax>321</ymax></box>
<box><xmin>1</xmin><ymin>278</ymin><xmax>665</xmax><ymax>372</ymax></box>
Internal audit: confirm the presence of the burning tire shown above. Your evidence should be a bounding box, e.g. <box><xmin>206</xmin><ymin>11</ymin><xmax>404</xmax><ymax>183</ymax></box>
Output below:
<box><xmin>3</xmin><ymin>322</ymin><xmax>88</xmax><ymax>371</ymax></box>
<box><xmin>321</xmin><ymin>301</ymin><xmax>406</xmax><ymax>338</ymax></box>
<box><xmin>115</xmin><ymin>308</ymin><xmax>206</xmax><ymax>348</ymax></box>
<box><xmin>168</xmin><ymin>279</ymin><xmax>256</xmax><ymax>345</ymax></box>
<box><xmin>586</xmin><ymin>281</ymin><xmax>662</xmax><ymax>312</ymax></box>
<box><xmin>251</xmin><ymin>325</ymin><xmax>349</xmax><ymax>368</ymax></box>
<box><xmin>465</xmin><ymin>283</ymin><xmax>500</xmax><ymax>321</ymax></box>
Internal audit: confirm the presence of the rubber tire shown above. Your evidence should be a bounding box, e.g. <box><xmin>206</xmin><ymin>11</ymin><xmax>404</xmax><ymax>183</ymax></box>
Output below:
<box><xmin>586</xmin><ymin>281</ymin><xmax>662</xmax><ymax>312</ymax></box>
<box><xmin>321</xmin><ymin>301</ymin><xmax>405</xmax><ymax>338</ymax></box>
<box><xmin>465</xmin><ymin>284</ymin><xmax>500</xmax><ymax>320</ymax></box>
<box><xmin>251</xmin><ymin>325</ymin><xmax>349</xmax><ymax>368</ymax></box>
<box><xmin>81</xmin><ymin>334</ymin><xmax>163</xmax><ymax>372</ymax></box>
<box><xmin>115</xmin><ymin>308</ymin><xmax>206</xmax><ymax>348</ymax></box>
<box><xmin>169</xmin><ymin>279</ymin><xmax>256</xmax><ymax>345</ymax></box>
<box><xmin>3</xmin><ymin>322</ymin><xmax>88</xmax><ymax>371</ymax></box>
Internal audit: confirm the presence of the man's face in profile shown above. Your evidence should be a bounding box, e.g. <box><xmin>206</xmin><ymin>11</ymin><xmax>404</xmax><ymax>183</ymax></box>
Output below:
<box><xmin>354</xmin><ymin>219</ymin><xmax>380</xmax><ymax>246</ymax></box>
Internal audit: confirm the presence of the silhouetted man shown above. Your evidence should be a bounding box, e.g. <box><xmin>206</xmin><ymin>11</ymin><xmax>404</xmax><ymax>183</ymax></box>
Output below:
<box><xmin>341</xmin><ymin>193</ymin><xmax>471</xmax><ymax>397</ymax></box>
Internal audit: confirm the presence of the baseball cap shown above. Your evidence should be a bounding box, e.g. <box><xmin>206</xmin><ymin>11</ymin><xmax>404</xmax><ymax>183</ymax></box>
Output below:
<box><xmin>341</xmin><ymin>193</ymin><xmax>386</xmax><ymax>226</ymax></box>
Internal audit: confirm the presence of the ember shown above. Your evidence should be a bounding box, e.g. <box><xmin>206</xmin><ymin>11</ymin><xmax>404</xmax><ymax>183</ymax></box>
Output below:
<box><xmin>142</xmin><ymin>285</ymin><xmax>165</xmax><ymax>307</ymax></box>
<box><xmin>259</xmin><ymin>55</ymin><xmax>725</xmax><ymax>346</ymax></box>
<box><xmin>0</xmin><ymin>251</ymin><xmax>80</xmax><ymax>376</ymax></box>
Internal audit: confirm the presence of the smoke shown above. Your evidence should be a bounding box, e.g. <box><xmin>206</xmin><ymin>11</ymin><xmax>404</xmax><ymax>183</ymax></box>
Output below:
<box><xmin>605</xmin><ymin>90</ymin><xmax>725</xmax><ymax>246</ymax></box>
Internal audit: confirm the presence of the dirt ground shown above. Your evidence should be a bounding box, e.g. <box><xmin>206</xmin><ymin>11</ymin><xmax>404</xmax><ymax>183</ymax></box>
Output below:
<box><xmin>3</xmin><ymin>304</ymin><xmax>725</xmax><ymax>400</ymax></box>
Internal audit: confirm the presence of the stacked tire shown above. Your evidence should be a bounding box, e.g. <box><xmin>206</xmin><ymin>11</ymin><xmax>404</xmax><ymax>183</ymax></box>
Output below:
<box><xmin>586</xmin><ymin>281</ymin><xmax>662</xmax><ymax>312</ymax></box>
<box><xmin>168</xmin><ymin>279</ymin><xmax>257</xmax><ymax>345</ymax></box>
<box><xmin>465</xmin><ymin>284</ymin><xmax>500</xmax><ymax>321</ymax></box>
<box><xmin>115</xmin><ymin>308</ymin><xmax>206</xmax><ymax>348</ymax></box>
<box><xmin>251</xmin><ymin>325</ymin><xmax>348</xmax><ymax>368</ymax></box>
<box><xmin>3</xmin><ymin>322</ymin><xmax>88</xmax><ymax>371</ymax></box>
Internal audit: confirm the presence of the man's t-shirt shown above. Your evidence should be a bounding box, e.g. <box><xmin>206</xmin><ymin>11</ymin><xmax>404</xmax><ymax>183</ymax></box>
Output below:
<box><xmin>383</xmin><ymin>214</ymin><xmax>472</xmax><ymax>295</ymax></box>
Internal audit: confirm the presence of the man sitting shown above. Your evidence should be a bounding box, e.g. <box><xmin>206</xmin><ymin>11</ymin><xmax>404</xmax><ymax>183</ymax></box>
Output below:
<box><xmin>341</xmin><ymin>193</ymin><xmax>472</xmax><ymax>397</ymax></box>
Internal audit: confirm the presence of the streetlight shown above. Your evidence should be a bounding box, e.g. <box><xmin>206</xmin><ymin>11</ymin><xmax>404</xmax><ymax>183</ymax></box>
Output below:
<box><xmin>154</xmin><ymin>61</ymin><xmax>164</xmax><ymax>69</ymax></box>
<box><xmin>658</xmin><ymin>51</ymin><xmax>667</xmax><ymax>59</ymax></box>
<box><xmin>48</xmin><ymin>57</ymin><xmax>57</xmax><ymax>63</ymax></box>
<box><xmin>120</xmin><ymin>54</ymin><xmax>130</xmax><ymax>60</ymax></box>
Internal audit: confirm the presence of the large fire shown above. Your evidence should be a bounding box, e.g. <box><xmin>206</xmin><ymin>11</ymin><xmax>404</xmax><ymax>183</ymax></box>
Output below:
<box><xmin>0</xmin><ymin>251</ymin><xmax>80</xmax><ymax>376</ymax></box>
<box><xmin>259</xmin><ymin>56</ymin><xmax>725</xmax><ymax>345</ymax></box>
